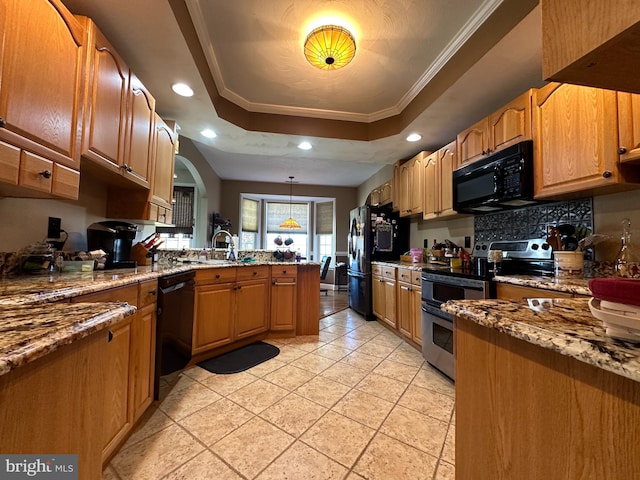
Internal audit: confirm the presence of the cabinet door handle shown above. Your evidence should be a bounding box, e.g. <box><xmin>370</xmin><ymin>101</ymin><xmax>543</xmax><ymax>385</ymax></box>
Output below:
<box><xmin>107</xmin><ymin>330</ymin><xmax>114</xmax><ymax>342</ymax></box>
<box><xmin>618</xmin><ymin>147</ymin><xmax>627</xmax><ymax>155</ymax></box>
<box><xmin>148</xmin><ymin>289</ymin><xmax>157</xmax><ymax>296</ymax></box>
<box><xmin>0</xmin><ymin>117</ymin><xmax>5</xmax><ymax>128</ymax></box>
<box><xmin>602</xmin><ymin>171</ymin><xmax>612</xmax><ymax>178</ymax></box>
<box><xmin>273</xmin><ymin>281</ymin><xmax>296</xmax><ymax>286</ymax></box>
<box><xmin>39</xmin><ymin>170</ymin><xmax>52</xmax><ymax>179</ymax></box>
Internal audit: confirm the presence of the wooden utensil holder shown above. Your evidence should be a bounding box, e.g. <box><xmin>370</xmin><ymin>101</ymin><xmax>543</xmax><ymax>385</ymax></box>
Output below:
<box><xmin>131</xmin><ymin>243</ymin><xmax>152</xmax><ymax>266</ymax></box>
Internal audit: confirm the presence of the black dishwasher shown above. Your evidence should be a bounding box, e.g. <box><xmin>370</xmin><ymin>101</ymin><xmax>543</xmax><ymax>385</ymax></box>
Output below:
<box><xmin>154</xmin><ymin>270</ymin><xmax>195</xmax><ymax>399</ymax></box>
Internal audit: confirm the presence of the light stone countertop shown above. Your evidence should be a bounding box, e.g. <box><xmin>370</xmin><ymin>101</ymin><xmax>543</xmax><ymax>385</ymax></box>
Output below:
<box><xmin>0</xmin><ymin>261</ymin><xmax>318</xmax><ymax>376</ymax></box>
<box><xmin>0</xmin><ymin>302</ymin><xmax>136</xmax><ymax>376</ymax></box>
<box><xmin>442</xmin><ymin>298</ymin><xmax>640</xmax><ymax>383</ymax></box>
<box><xmin>493</xmin><ymin>274</ymin><xmax>592</xmax><ymax>296</ymax></box>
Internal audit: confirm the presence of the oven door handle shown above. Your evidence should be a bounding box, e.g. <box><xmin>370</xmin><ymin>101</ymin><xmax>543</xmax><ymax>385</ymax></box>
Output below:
<box><xmin>421</xmin><ymin>301</ymin><xmax>453</xmax><ymax>321</ymax></box>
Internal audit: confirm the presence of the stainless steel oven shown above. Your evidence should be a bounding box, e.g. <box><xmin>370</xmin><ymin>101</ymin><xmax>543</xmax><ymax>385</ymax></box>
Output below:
<box><xmin>421</xmin><ymin>271</ymin><xmax>491</xmax><ymax>380</ymax></box>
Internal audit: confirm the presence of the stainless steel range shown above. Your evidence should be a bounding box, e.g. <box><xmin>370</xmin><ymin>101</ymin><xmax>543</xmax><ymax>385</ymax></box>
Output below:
<box><xmin>421</xmin><ymin>238</ymin><xmax>554</xmax><ymax>380</ymax></box>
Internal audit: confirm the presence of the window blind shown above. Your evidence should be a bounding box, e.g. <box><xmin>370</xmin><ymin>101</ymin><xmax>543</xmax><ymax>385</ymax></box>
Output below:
<box><xmin>266</xmin><ymin>202</ymin><xmax>308</xmax><ymax>233</ymax></box>
<box><xmin>242</xmin><ymin>197</ymin><xmax>259</xmax><ymax>232</ymax></box>
<box><xmin>156</xmin><ymin>186</ymin><xmax>194</xmax><ymax>235</ymax></box>
<box><xmin>316</xmin><ymin>201</ymin><xmax>334</xmax><ymax>234</ymax></box>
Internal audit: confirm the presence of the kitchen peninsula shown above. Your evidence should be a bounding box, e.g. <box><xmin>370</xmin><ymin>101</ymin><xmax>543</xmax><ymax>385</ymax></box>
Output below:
<box><xmin>445</xmin><ymin>296</ymin><xmax>640</xmax><ymax>479</ymax></box>
<box><xmin>0</xmin><ymin>261</ymin><xmax>320</xmax><ymax>480</ymax></box>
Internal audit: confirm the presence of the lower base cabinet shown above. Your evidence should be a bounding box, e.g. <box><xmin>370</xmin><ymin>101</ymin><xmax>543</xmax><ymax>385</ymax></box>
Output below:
<box><xmin>270</xmin><ymin>265</ymin><xmax>297</xmax><ymax>332</ymax></box>
<box><xmin>0</xmin><ymin>331</ymin><xmax>107</xmax><ymax>480</ymax></box>
<box><xmin>70</xmin><ymin>280</ymin><xmax>157</xmax><ymax>463</ymax></box>
<box><xmin>456</xmin><ymin>317</ymin><xmax>640</xmax><ymax>479</ymax></box>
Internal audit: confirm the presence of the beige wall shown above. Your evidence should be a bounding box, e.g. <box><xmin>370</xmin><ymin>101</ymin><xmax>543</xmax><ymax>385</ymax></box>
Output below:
<box><xmin>0</xmin><ymin>175</ymin><xmax>111</xmax><ymax>252</ymax></box>
<box><xmin>220</xmin><ymin>180</ymin><xmax>358</xmax><ymax>258</ymax></box>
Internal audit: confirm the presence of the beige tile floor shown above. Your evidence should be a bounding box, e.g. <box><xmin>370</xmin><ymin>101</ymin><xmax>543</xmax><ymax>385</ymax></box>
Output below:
<box><xmin>103</xmin><ymin>309</ymin><xmax>455</xmax><ymax>480</ymax></box>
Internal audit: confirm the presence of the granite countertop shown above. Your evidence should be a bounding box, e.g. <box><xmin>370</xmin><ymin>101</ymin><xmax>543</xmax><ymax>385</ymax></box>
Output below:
<box><xmin>443</xmin><ymin>298</ymin><xmax>640</xmax><ymax>383</ymax></box>
<box><xmin>0</xmin><ymin>302</ymin><xmax>136</xmax><ymax>376</ymax></box>
<box><xmin>372</xmin><ymin>260</ymin><xmax>426</xmax><ymax>271</ymax></box>
<box><xmin>0</xmin><ymin>260</ymin><xmax>318</xmax><ymax>376</ymax></box>
<box><xmin>494</xmin><ymin>274</ymin><xmax>592</xmax><ymax>296</ymax></box>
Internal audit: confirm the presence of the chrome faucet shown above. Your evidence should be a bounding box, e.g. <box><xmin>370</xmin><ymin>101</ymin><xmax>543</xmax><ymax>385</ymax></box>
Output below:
<box><xmin>211</xmin><ymin>228</ymin><xmax>234</xmax><ymax>249</ymax></box>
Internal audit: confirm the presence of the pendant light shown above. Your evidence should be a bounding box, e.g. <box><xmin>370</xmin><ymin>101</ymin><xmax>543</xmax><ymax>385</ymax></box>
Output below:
<box><xmin>280</xmin><ymin>176</ymin><xmax>301</xmax><ymax>230</ymax></box>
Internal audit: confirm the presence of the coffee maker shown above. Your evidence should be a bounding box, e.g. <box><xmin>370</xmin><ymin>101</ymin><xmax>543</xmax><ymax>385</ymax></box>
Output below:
<box><xmin>87</xmin><ymin>221</ymin><xmax>138</xmax><ymax>269</ymax></box>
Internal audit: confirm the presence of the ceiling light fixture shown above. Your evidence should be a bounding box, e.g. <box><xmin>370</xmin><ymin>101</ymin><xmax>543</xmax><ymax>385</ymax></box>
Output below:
<box><xmin>171</xmin><ymin>83</ymin><xmax>194</xmax><ymax>97</ymax></box>
<box><xmin>298</xmin><ymin>141</ymin><xmax>312</xmax><ymax>150</ymax></box>
<box><xmin>304</xmin><ymin>25</ymin><xmax>356</xmax><ymax>71</ymax></box>
<box><xmin>406</xmin><ymin>133</ymin><xmax>422</xmax><ymax>142</ymax></box>
<box><xmin>280</xmin><ymin>176</ymin><xmax>301</xmax><ymax>230</ymax></box>
<box><xmin>201</xmin><ymin>129</ymin><xmax>217</xmax><ymax>138</ymax></box>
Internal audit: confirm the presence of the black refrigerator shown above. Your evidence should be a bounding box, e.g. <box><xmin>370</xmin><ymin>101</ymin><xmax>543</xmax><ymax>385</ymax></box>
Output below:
<box><xmin>347</xmin><ymin>204</ymin><xmax>409</xmax><ymax>318</ymax></box>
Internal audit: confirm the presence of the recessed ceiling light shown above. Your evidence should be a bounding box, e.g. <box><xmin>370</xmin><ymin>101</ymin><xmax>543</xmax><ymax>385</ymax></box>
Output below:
<box><xmin>406</xmin><ymin>133</ymin><xmax>422</xmax><ymax>142</ymax></box>
<box><xmin>171</xmin><ymin>83</ymin><xmax>194</xmax><ymax>97</ymax></box>
<box><xmin>298</xmin><ymin>141</ymin><xmax>312</xmax><ymax>150</ymax></box>
<box><xmin>201</xmin><ymin>129</ymin><xmax>217</xmax><ymax>138</ymax></box>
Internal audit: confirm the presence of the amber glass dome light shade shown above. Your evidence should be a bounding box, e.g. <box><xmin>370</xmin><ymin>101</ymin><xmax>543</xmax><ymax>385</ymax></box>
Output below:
<box><xmin>280</xmin><ymin>176</ymin><xmax>301</xmax><ymax>230</ymax></box>
<box><xmin>304</xmin><ymin>25</ymin><xmax>356</xmax><ymax>71</ymax></box>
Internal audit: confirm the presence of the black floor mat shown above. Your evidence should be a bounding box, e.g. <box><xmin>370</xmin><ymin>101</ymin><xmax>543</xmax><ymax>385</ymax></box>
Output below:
<box><xmin>197</xmin><ymin>341</ymin><xmax>280</xmax><ymax>374</ymax></box>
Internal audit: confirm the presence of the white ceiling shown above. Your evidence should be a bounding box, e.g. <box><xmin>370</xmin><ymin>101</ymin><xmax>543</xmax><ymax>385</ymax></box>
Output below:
<box><xmin>62</xmin><ymin>0</ymin><xmax>545</xmax><ymax>187</ymax></box>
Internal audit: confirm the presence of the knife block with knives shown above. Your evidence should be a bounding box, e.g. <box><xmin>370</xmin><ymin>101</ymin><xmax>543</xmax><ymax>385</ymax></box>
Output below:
<box><xmin>131</xmin><ymin>233</ymin><xmax>163</xmax><ymax>266</ymax></box>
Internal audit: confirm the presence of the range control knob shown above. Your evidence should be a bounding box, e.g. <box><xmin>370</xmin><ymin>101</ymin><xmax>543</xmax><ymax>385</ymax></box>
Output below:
<box><xmin>541</xmin><ymin>243</ymin><xmax>550</xmax><ymax>250</ymax></box>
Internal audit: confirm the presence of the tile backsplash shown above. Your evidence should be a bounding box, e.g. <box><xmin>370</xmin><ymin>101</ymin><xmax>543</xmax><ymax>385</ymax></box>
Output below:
<box><xmin>474</xmin><ymin>197</ymin><xmax>593</xmax><ymax>244</ymax></box>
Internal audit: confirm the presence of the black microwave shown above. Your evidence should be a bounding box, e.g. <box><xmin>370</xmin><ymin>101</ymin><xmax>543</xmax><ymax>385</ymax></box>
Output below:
<box><xmin>452</xmin><ymin>140</ymin><xmax>538</xmax><ymax>214</ymax></box>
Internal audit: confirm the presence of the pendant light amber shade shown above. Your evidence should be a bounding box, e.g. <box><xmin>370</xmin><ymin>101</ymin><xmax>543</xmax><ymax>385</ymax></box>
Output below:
<box><xmin>304</xmin><ymin>25</ymin><xmax>356</xmax><ymax>71</ymax></box>
<box><xmin>280</xmin><ymin>176</ymin><xmax>301</xmax><ymax>230</ymax></box>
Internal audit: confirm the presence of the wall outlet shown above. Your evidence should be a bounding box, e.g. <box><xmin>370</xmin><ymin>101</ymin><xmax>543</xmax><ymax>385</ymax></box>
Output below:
<box><xmin>47</xmin><ymin>217</ymin><xmax>61</xmax><ymax>239</ymax></box>
<box><xmin>464</xmin><ymin>236</ymin><xmax>471</xmax><ymax>248</ymax></box>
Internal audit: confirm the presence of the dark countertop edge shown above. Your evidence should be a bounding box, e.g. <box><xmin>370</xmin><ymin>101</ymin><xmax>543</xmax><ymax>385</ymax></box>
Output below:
<box><xmin>0</xmin><ymin>303</ymin><xmax>137</xmax><ymax>377</ymax></box>
<box><xmin>443</xmin><ymin>299</ymin><xmax>640</xmax><ymax>383</ymax></box>
<box><xmin>0</xmin><ymin>261</ymin><xmax>320</xmax><ymax>306</ymax></box>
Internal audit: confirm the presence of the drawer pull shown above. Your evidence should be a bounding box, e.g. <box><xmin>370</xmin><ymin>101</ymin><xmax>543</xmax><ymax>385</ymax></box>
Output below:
<box><xmin>602</xmin><ymin>171</ymin><xmax>612</xmax><ymax>178</ymax></box>
<box><xmin>39</xmin><ymin>170</ymin><xmax>52</xmax><ymax>179</ymax></box>
<box><xmin>147</xmin><ymin>289</ymin><xmax>157</xmax><ymax>296</ymax></box>
<box><xmin>107</xmin><ymin>330</ymin><xmax>114</xmax><ymax>342</ymax></box>
<box><xmin>273</xmin><ymin>281</ymin><xmax>296</xmax><ymax>286</ymax></box>
<box><xmin>0</xmin><ymin>117</ymin><xmax>5</xmax><ymax>128</ymax></box>
<box><xmin>618</xmin><ymin>147</ymin><xmax>627</xmax><ymax>155</ymax></box>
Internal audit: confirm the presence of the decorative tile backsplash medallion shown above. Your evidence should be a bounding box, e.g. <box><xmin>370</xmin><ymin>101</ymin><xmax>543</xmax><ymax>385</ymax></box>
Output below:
<box><xmin>474</xmin><ymin>197</ymin><xmax>594</xmax><ymax>245</ymax></box>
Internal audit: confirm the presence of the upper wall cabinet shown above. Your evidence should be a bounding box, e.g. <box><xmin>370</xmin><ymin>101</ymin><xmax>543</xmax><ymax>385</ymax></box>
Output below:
<box><xmin>617</xmin><ymin>93</ymin><xmax>640</xmax><ymax>164</ymax></box>
<box><xmin>106</xmin><ymin>115</ymin><xmax>176</xmax><ymax>224</ymax></box>
<box><xmin>82</xmin><ymin>20</ymin><xmax>155</xmax><ymax>189</ymax></box>
<box><xmin>397</xmin><ymin>151</ymin><xmax>427</xmax><ymax>217</ymax></box>
<box><xmin>369</xmin><ymin>180</ymin><xmax>392</xmax><ymax>207</ymax></box>
<box><xmin>0</xmin><ymin>0</ymin><xmax>87</xmax><ymax>199</ymax></box>
<box><xmin>423</xmin><ymin>140</ymin><xmax>457</xmax><ymax>221</ymax></box>
<box><xmin>457</xmin><ymin>89</ymin><xmax>533</xmax><ymax>168</ymax></box>
<box><xmin>534</xmin><ymin>82</ymin><xmax>640</xmax><ymax>199</ymax></box>
<box><xmin>541</xmin><ymin>0</ymin><xmax>640</xmax><ymax>94</ymax></box>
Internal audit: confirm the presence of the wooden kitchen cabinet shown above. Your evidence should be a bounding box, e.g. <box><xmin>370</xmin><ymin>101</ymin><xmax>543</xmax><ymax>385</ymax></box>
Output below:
<box><xmin>410</xmin><ymin>270</ymin><xmax>423</xmax><ymax>345</ymax></box>
<box><xmin>193</xmin><ymin>266</ymin><xmax>270</xmax><ymax>354</ymax></box>
<box><xmin>617</xmin><ymin>92</ymin><xmax>640</xmax><ymax>164</ymax></box>
<box><xmin>397</xmin><ymin>267</ymin><xmax>423</xmax><ymax>346</ymax></box>
<box><xmin>399</xmin><ymin>152</ymin><xmax>426</xmax><ymax>217</ymax></box>
<box><xmin>0</xmin><ymin>0</ymin><xmax>86</xmax><ymax>200</ymax></box>
<box><xmin>369</xmin><ymin>180</ymin><xmax>393</xmax><ymax>207</ymax></box>
<box><xmin>534</xmin><ymin>82</ymin><xmax>640</xmax><ymax>199</ymax></box>
<box><xmin>0</xmin><ymin>328</ymin><xmax>107</xmax><ymax>480</ymax></box>
<box><xmin>270</xmin><ymin>265</ymin><xmax>297</xmax><ymax>332</ymax></box>
<box><xmin>392</xmin><ymin>160</ymin><xmax>402</xmax><ymax>212</ymax></box>
<box><xmin>457</xmin><ymin>89</ymin><xmax>533</xmax><ymax>167</ymax></box>
<box><xmin>397</xmin><ymin>268</ymin><xmax>414</xmax><ymax>338</ymax></box>
<box><xmin>71</xmin><ymin>280</ymin><xmax>157</xmax><ymax>463</ymax></box>
<box><xmin>236</xmin><ymin>266</ymin><xmax>269</xmax><ymax>338</ymax></box>
<box><xmin>81</xmin><ymin>20</ymin><xmax>129</xmax><ymax>181</ymax></box>
<box><xmin>372</xmin><ymin>264</ymin><xmax>397</xmax><ymax>329</ymax></box>
<box><xmin>193</xmin><ymin>282</ymin><xmax>235</xmax><ymax>353</ymax></box>
<box><xmin>101</xmin><ymin>316</ymin><xmax>133</xmax><ymax>463</ymax></box>
<box><xmin>541</xmin><ymin>0</ymin><xmax>640</xmax><ymax>95</ymax></box>
<box><xmin>456</xmin><ymin>316</ymin><xmax>640</xmax><ymax>479</ymax></box>
<box><xmin>106</xmin><ymin>115</ymin><xmax>176</xmax><ymax>223</ymax></box>
<box><xmin>423</xmin><ymin>140</ymin><xmax>457</xmax><ymax>221</ymax></box>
